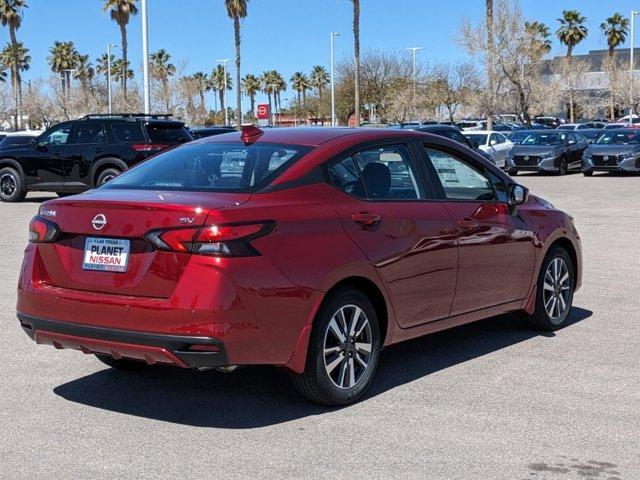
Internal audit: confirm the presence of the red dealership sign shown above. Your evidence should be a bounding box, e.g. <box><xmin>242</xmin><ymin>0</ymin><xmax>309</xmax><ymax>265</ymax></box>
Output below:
<box><xmin>256</xmin><ymin>104</ymin><xmax>269</xmax><ymax>120</ymax></box>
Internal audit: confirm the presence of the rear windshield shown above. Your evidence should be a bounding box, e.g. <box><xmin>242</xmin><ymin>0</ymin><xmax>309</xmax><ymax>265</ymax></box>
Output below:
<box><xmin>103</xmin><ymin>142</ymin><xmax>311</xmax><ymax>192</ymax></box>
<box><xmin>145</xmin><ymin>124</ymin><xmax>193</xmax><ymax>144</ymax></box>
<box><xmin>465</xmin><ymin>133</ymin><xmax>488</xmax><ymax>146</ymax></box>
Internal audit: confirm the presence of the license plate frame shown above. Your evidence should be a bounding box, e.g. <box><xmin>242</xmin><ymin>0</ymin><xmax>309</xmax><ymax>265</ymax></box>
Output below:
<box><xmin>82</xmin><ymin>237</ymin><xmax>131</xmax><ymax>273</ymax></box>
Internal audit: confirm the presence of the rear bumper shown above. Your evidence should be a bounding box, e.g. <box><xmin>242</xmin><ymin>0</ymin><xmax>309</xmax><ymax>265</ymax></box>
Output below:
<box><xmin>18</xmin><ymin>313</ymin><xmax>228</xmax><ymax>368</ymax></box>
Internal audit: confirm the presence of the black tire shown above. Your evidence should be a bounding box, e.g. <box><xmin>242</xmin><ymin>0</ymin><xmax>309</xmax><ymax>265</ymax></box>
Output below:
<box><xmin>291</xmin><ymin>287</ymin><xmax>381</xmax><ymax>405</ymax></box>
<box><xmin>508</xmin><ymin>169</ymin><xmax>518</xmax><ymax>176</ymax></box>
<box><xmin>582</xmin><ymin>171</ymin><xmax>593</xmax><ymax>177</ymax></box>
<box><xmin>523</xmin><ymin>245</ymin><xmax>575</xmax><ymax>331</ymax></box>
<box><xmin>96</xmin><ymin>168</ymin><xmax>121</xmax><ymax>186</ymax></box>
<box><xmin>0</xmin><ymin>166</ymin><xmax>26</xmax><ymax>202</ymax></box>
<box><xmin>556</xmin><ymin>157</ymin><xmax>568</xmax><ymax>176</ymax></box>
<box><xmin>94</xmin><ymin>354</ymin><xmax>150</xmax><ymax>371</ymax></box>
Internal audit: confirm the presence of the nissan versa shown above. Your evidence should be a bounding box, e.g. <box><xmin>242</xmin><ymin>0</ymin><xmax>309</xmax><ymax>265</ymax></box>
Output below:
<box><xmin>17</xmin><ymin>126</ymin><xmax>582</xmax><ymax>405</ymax></box>
<box><xmin>582</xmin><ymin>129</ymin><xmax>640</xmax><ymax>175</ymax></box>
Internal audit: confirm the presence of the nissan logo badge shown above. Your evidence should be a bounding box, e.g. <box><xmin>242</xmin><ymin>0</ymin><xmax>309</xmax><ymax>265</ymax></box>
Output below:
<box><xmin>603</xmin><ymin>155</ymin><xmax>609</xmax><ymax>161</ymax></box>
<box><xmin>524</xmin><ymin>156</ymin><xmax>529</xmax><ymax>161</ymax></box>
<box><xmin>92</xmin><ymin>214</ymin><xmax>107</xmax><ymax>230</ymax></box>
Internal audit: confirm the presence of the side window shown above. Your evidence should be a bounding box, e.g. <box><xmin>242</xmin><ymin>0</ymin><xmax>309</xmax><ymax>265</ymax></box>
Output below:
<box><xmin>424</xmin><ymin>147</ymin><xmax>496</xmax><ymax>201</ymax></box>
<box><xmin>38</xmin><ymin>124</ymin><xmax>72</xmax><ymax>147</ymax></box>
<box><xmin>496</xmin><ymin>133</ymin><xmax>507</xmax><ymax>143</ymax></box>
<box><xmin>488</xmin><ymin>171</ymin><xmax>509</xmax><ymax>203</ymax></box>
<box><xmin>72</xmin><ymin>123</ymin><xmax>106</xmax><ymax>144</ymax></box>
<box><xmin>111</xmin><ymin>123</ymin><xmax>146</xmax><ymax>142</ymax></box>
<box><xmin>352</xmin><ymin>145</ymin><xmax>424</xmax><ymax>200</ymax></box>
<box><xmin>328</xmin><ymin>157</ymin><xmax>367</xmax><ymax>200</ymax></box>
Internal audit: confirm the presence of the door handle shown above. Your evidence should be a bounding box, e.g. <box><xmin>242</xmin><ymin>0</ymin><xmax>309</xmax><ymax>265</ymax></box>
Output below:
<box><xmin>352</xmin><ymin>212</ymin><xmax>381</xmax><ymax>226</ymax></box>
<box><xmin>456</xmin><ymin>219</ymin><xmax>478</xmax><ymax>232</ymax></box>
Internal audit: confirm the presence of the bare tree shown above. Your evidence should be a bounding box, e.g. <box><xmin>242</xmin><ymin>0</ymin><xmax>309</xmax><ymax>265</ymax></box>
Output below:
<box><xmin>428</xmin><ymin>62</ymin><xmax>479</xmax><ymax>123</ymax></box>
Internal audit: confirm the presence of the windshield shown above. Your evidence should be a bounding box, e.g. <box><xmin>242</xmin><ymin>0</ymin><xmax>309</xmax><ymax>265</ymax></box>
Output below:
<box><xmin>507</xmin><ymin>131</ymin><xmax>531</xmax><ymax>143</ymax></box>
<box><xmin>464</xmin><ymin>134</ymin><xmax>488</xmax><ymax>146</ymax></box>
<box><xmin>522</xmin><ymin>132</ymin><xmax>564</xmax><ymax>145</ymax></box>
<box><xmin>595</xmin><ymin>131</ymin><xmax>640</xmax><ymax>144</ymax></box>
<box><xmin>103</xmin><ymin>142</ymin><xmax>311</xmax><ymax>192</ymax></box>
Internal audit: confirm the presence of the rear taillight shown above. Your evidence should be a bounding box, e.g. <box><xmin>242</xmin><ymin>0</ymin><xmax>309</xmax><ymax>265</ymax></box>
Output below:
<box><xmin>28</xmin><ymin>216</ymin><xmax>60</xmax><ymax>243</ymax></box>
<box><xmin>131</xmin><ymin>143</ymin><xmax>169</xmax><ymax>152</ymax></box>
<box><xmin>145</xmin><ymin>222</ymin><xmax>274</xmax><ymax>257</ymax></box>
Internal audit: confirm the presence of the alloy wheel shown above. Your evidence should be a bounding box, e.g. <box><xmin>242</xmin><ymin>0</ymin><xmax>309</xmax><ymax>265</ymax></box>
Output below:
<box><xmin>0</xmin><ymin>173</ymin><xmax>16</xmax><ymax>197</ymax></box>
<box><xmin>100</xmin><ymin>174</ymin><xmax>116</xmax><ymax>185</ymax></box>
<box><xmin>542</xmin><ymin>257</ymin><xmax>571</xmax><ymax>322</ymax></box>
<box><xmin>323</xmin><ymin>304</ymin><xmax>373</xmax><ymax>390</ymax></box>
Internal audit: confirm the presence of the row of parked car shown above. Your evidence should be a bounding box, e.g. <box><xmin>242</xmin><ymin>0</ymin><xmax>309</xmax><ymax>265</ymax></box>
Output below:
<box><xmin>396</xmin><ymin>123</ymin><xmax>640</xmax><ymax>177</ymax></box>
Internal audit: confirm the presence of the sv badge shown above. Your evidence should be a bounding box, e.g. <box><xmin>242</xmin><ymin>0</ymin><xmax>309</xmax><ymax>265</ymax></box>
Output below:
<box><xmin>179</xmin><ymin>217</ymin><xmax>196</xmax><ymax>225</ymax></box>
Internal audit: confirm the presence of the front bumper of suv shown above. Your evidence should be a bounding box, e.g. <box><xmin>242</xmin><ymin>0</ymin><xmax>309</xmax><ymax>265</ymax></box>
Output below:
<box><xmin>582</xmin><ymin>156</ymin><xmax>640</xmax><ymax>173</ymax></box>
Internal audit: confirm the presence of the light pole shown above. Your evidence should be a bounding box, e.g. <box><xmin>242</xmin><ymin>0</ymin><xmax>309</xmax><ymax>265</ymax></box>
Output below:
<box><xmin>406</xmin><ymin>47</ymin><xmax>424</xmax><ymax>121</ymax></box>
<box><xmin>141</xmin><ymin>0</ymin><xmax>151</xmax><ymax>114</ymax></box>
<box><xmin>330</xmin><ymin>32</ymin><xmax>340</xmax><ymax>126</ymax></box>
<box><xmin>218</xmin><ymin>59</ymin><xmax>230</xmax><ymax>125</ymax></box>
<box><xmin>270</xmin><ymin>83</ymin><xmax>279</xmax><ymax>125</ymax></box>
<box><xmin>107</xmin><ymin>43</ymin><xmax>117</xmax><ymax>114</ymax></box>
<box><xmin>631</xmin><ymin>10</ymin><xmax>639</xmax><ymax>116</ymax></box>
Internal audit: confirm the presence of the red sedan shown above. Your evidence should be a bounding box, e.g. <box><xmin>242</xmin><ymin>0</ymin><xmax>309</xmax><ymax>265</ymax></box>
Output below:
<box><xmin>17</xmin><ymin>126</ymin><xmax>582</xmax><ymax>405</ymax></box>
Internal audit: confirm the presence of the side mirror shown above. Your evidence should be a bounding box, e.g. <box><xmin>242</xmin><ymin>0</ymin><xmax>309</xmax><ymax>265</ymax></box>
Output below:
<box><xmin>489</xmin><ymin>139</ymin><xmax>497</xmax><ymax>146</ymax></box>
<box><xmin>29</xmin><ymin>138</ymin><xmax>37</xmax><ymax>148</ymax></box>
<box><xmin>508</xmin><ymin>183</ymin><xmax>529</xmax><ymax>208</ymax></box>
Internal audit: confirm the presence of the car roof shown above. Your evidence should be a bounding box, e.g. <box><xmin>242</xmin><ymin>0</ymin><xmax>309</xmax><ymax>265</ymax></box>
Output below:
<box><xmin>463</xmin><ymin>130</ymin><xmax>501</xmax><ymax>134</ymax></box>
<box><xmin>195</xmin><ymin>126</ymin><xmax>440</xmax><ymax>147</ymax></box>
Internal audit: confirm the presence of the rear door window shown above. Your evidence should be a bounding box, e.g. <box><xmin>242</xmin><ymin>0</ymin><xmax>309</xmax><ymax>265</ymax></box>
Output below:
<box><xmin>111</xmin><ymin>123</ymin><xmax>146</xmax><ymax>142</ymax></box>
<box><xmin>71</xmin><ymin>123</ymin><xmax>107</xmax><ymax>144</ymax></box>
<box><xmin>352</xmin><ymin>145</ymin><xmax>424</xmax><ymax>200</ymax></box>
<box><xmin>144</xmin><ymin>124</ymin><xmax>193</xmax><ymax>144</ymax></box>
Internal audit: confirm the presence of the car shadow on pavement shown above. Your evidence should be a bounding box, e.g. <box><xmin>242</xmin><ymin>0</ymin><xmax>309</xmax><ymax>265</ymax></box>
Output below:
<box><xmin>53</xmin><ymin>307</ymin><xmax>592</xmax><ymax>429</ymax></box>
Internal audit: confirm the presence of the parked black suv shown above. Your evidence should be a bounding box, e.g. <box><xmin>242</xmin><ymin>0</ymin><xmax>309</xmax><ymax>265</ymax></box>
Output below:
<box><xmin>0</xmin><ymin>114</ymin><xmax>192</xmax><ymax>202</ymax></box>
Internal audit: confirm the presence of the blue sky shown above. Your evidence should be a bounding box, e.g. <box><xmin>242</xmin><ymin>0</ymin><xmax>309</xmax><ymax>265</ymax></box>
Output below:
<box><xmin>3</xmin><ymin>0</ymin><xmax>640</xmax><ymax>107</ymax></box>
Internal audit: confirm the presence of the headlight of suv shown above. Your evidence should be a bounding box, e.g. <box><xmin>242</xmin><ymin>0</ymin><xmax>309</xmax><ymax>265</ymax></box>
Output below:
<box><xmin>620</xmin><ymin>152</ymin><xmax>640</xmax><ymax>159</ymax></box>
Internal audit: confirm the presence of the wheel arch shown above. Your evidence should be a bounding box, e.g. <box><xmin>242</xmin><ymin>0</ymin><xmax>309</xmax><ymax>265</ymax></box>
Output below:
<box><xmin>285</xmin><ymin>274</ymin><xmax>393</xmax><ymax>374</ymax></box>
<box><xmin>89</xmin><ymin>157</ymin><xmax>127</xmax><ymax>186</ymax></box>
<box><xmin>0</xmin><ymin>158</ymin><xmax>25</xmax><ymax>178</ymax></box>
<box><xmin>546</xmin><ymin>237</ymin><xmax>579</xmax><ymax>284</ymax></box>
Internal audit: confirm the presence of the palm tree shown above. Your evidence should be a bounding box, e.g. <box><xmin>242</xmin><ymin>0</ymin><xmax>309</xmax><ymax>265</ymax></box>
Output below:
<box><xmin>309</xmin><ymin>65</ymin><xmax>329</xmax><ymax>124</ymax></box>
<box><xmin>0</xmin><ymin>41</ymin><xmax>28</xmax><ymax>88</ymax></box>
<box><xmin>73</xmin><ymin>54</ymin><xmax>94</xmax><ymax>92</ymax></box>
<box><xmin>150</xmin><ymin>49</ymin><xmax>176</xmax><ymax>112</ymax></box>
<box><xmin>48</xmin><ymin>40</ymin><xmax>79</xmax><ymax>97</ymax></box>
<box><xmin>210</xmin><ymin>64</ymin><xmax>232</xmax><ymax>116</ymax></box>
<box><xmin>111</xmin><ymin>57</ymin><xmax>134</xmax><ymax>85</ymax></box>
<box><xmin>270</xmin><ymin>70</ymin><xmax>286</xmax><ymax>118</ymax></box>
<box><xmin>556</xmin><ymin>10</ymin><xmax>588</xmax><ymax>57</ymax></box>
<box><xmin>102</xmin><ymin>0</ymin><xmax>137</xmax><ymax>96</ymax></box>
<box><xmin>485</xmin><ymin>0</ymin><xmax>494</xmax><ymax>131</ymax></box>
<box><xmin>95</xmin><ymin>52</ymin><xmax>115</xmax><ymax>78</ymax></box>
<box><xmin>525</xmin><ymin>21</ymin><xmax>552</xmax><ymax>56</ymax></box>
<box><xmin>260</xmin><ymin>70</ymin><xmax>277</xmax><ymax>125</ymax></box>
<box><xmin>600</xmin><ymin>13</ymin><xmax>629</xmax><ymax>57</ymax></box>
<box><xmin>290</xmin><ymin>71</ymin><xmax>309</xmax><ymax>119</ymax></box>
<box><xmin>192</xmin><ymin>72</ymin><xmax>209</xmax><ymax>112</ymax></box>
<box><xmin>225</xmin><ymin>0</ymin><xmax>248</xmax><ymax>128</ymax></box>
<box><xmin>351</xmin><ymin>0</ymin><xmax>360</xmax><ymax>126</ymax></box>
<box><xmin>241</xmin><ymin>73</ymin><xmax>260</xmax><ymax>119</ymax></box>
<box><xmin>0</xmin><ymin>0</ymin><xmax>27</xmax><ymax>128</ymax></box>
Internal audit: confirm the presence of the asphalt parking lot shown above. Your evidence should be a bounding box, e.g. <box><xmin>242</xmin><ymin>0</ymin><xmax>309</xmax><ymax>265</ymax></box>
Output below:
<box><xmin>1</xmin><ymin>173</ymin><xmax>639</xmax><ymax>480</ymax></box>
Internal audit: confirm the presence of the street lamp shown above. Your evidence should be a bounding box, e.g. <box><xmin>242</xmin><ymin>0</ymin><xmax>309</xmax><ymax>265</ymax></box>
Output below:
<box><xmin>218</xmin><ymin>58</ymin><xmax>230</xmax><ymax>125</ymax></box>
<box><xmin>270</xmin><ymin>83</ymin><xmax>279</xmax><ymax>125</ymax></box>
<box><xmin>330</xmin><ymin>32</ymin><xmax>340</xmax><ymax>126</ymax></box>
<box><xmin>630</xmin><ymin>10</ymin><xmax>639</xmax><ymax>116</ymax></box>
<box><xmin>141</xmin><ymin>0</ymin><xmax>151</xmax><ymax>114</ymax></box>
<box><xmin>406</xmin><ymin>47</ymin><xmax>424</xmax><ymax>121</ymax></box>
<box><xmin>106</xmin><ymin>43</ymin><xmax>118</xmax><ymax>114</ymax></box>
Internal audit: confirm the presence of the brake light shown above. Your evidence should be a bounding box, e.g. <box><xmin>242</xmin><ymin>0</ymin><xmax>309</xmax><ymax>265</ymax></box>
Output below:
<box><xmin>145</xmin><ymin>222</ymin><xmax>274</xmax><ymax>257</ymax></box>
<box><xmin>131</xmin><ymin>143</ymin><xmax>169</xmax><ymax>152</ymax></box>
<box><xmin>28</xmin><ymin>216</ymin><xmax>60</xmax><ymax>243</ymax></box>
